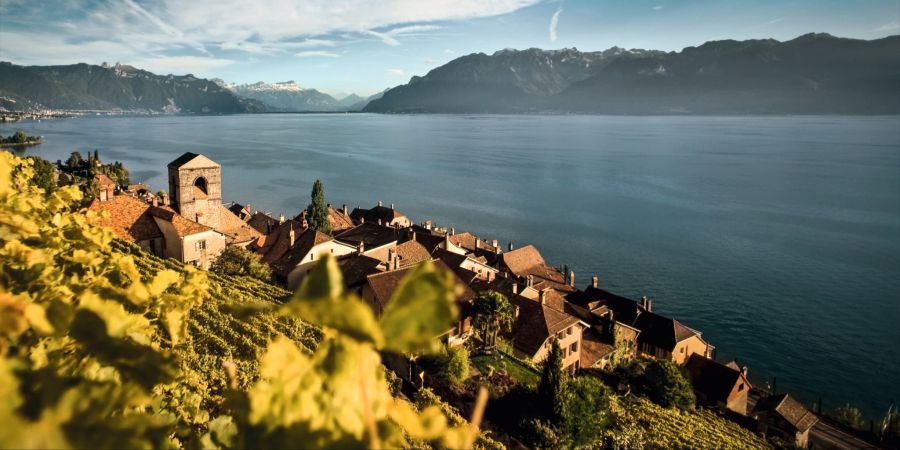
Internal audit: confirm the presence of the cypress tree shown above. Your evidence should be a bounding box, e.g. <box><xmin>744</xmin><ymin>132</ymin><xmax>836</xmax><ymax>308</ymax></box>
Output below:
<box><xmin>538</xmin><ymin>339</ymin><xmax>566</xmax><ymax>420</ymax></box>
<box><xmin>306</xmin><ymin>179</ymin><xmax>332</xmax><ymax>235</ymax></box>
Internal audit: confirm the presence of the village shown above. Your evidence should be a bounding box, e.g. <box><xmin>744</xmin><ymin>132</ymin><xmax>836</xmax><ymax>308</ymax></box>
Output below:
<box><xmin>83</xmin><ymin>152</ymin><xmax>879</xmax><ymax>449</ymax></box>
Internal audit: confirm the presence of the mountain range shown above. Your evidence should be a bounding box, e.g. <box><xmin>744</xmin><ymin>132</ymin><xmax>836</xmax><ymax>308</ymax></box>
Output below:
<box><xmin>219</xmin><ymin>80</ymin><xmax>383</xmax><ymax>112</ymax></box>
<box><xmin>0</xmin><ymin>62</ymin><xmax>263</xmax><ymax>114</ymax></box>
<box><xmin>365</xmin><ymin>33</ymin><xmax>900</xmax><ymax>114</ymax></box>
<box><xmin>2</xmin><ymin>33</ymin><xmax>897</xmax><ymax>115</ymax></box>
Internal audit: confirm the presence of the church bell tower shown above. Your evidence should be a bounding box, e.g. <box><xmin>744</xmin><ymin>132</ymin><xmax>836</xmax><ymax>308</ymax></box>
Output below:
<box><xmin>167</xmin><ymin>152</ymin><xmax>222</xmax><ymax>230</ymax></box>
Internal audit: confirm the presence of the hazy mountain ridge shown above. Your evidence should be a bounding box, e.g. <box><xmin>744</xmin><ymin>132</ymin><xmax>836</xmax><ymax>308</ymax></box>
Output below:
<box><xmin>365</xmin><ymin>33</ymin><xmax>900</xmax><ymax>114</ymax></box>
<box><xmin>0</xmin><ymin>62</ymin><xmax>261</xmax><ymax>113</ymax></box>
<box><xmin>221</xmin><ymin>80</ymin><xmax>381</xmax><ymax>112</ymax></box>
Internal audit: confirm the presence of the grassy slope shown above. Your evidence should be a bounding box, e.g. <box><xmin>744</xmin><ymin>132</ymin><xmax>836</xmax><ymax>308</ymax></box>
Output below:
<box><xmin>110</xmin><ymin>240</ymin><xmax>321</xmax><ymax>410</ymax></box>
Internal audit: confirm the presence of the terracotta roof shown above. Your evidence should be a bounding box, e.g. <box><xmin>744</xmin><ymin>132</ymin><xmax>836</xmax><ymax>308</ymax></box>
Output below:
<box><xmin>247</xmin><ymin>211</ymin><xmax>279</xmax><ymax>235</ymax></box>
<box><xmin>753</xmin><ymin>394</ymin><xmax>818</xmax><ymax>432</ymax></box>
<box><xmin>448</xmin><ymin>232</ymin><xmax>498</xmax><ymax>253</ymax></box>
<box><xmin>509</xmin><ymin>293</ymin><xmax>582</xmax><ymax>358</ymax></box>
<box><xmin>147</xmin><ymin>206</ymin><xmax>213</xmax><ymax>237</ymax></box>
<box><xmin>410</xmin><ymin>232</ymin><xmax>446</xmax><ymax>254</ymax></box>
<box><xmin>88</xmin><ymin>195</ymin><xmax>162</xmax><ymax>242</ymax></box>
<box><xmin>167</xmin><ymin>152</ymin><xmax>219</xmax><ymax>169</ymax></box>
<box><xmin>394</xmin><ymin>240</ymin><xmax>431</xmax><ymax>267</ymax></box>
<box><xmin>257</xmin><ymin>225</ymin><xmax>334</xmax><ymax>277</ymax></box>
<box><xmin>349</xmin><ymin>205</ymin><xmax>407</xmax><ymax>225</ymax></box>
<box><xmin>501</xmin><ymin>245</ymin><xmax>574</xmax><ymax>292</ymax></box>
<box><xmin>631</xmin><ymin>310</ymin><xmax>699</xmax><ymax>352</ymax></box>
<box><xmin>337</xmin><ymin>254</ymin><xmax>384</xmax><ymax>290</ymax></box>
<box><xmin>685</xmin><ymin>354</ymin><xmax>750</xmax><ymax>405</ymax></box>
<box><xmin>93</xmin><ymin>173</ymin><xmax>116</xmax><ymax>188</ymax></box>
<box><xmin>335</xmin><ymin>222</ymin><xmax>403</xmax><ymax>249</ymax></box>
<box><xmin>251</xmin><ymin>220</ymin><xmax>304</xmax><ymax>261</ymax></box>
<box><xmin>227</xmin><ymin>202</ymin><xmax>252</xmax><ymax>221</ymax></box>
<box><xmin>217</xmin><ymin>204</ymin><xmax>261</xmax><ymax>245</ymax></box>
<box><xmin>328</xmin><ymin>207</ymin><xmax>355</xmax><ymax>233</ymax></box>
<box><xmin>580</xmin><ymin>329</ymin><xmax>616</xmax><ymax>368</ymax></box>
<box><xmin>365</xmin><ymin>259</ymin><xmax>476</xmax><ymax>312</ymax></box>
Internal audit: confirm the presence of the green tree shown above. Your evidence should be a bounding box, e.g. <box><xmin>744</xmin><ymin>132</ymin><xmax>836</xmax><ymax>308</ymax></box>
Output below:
<box><xmin>25</xmin><ymin>156</ymin><xmax>56</xmax><ymax>193</ymax></box>
<box><xmin>65</xmin><ymin>151</ymin><xmax>84</xmax><ymax>170</ymax></box>
<box><xmin>834</xmin><ymin>404</ymin><xmax>865</xmax><ymax>430</ymax></box>
<box><xmin>305</xmin><ymin>179</ymin><xmax>331</xmax><ymax>235</ymax></box>
<box><xmin>13</xmin><ymin>130</ymin><xmax>27</xmax><ymax>144</ymax></box>
<box><xmin>538</xmin><ymin>339</ymin><xmax>566</xmax><ymax>421</ymax></box>
<box><xmin>443</xmin><ymin>344</ymin><xmax>470</xmax><ymax>385</ymax></box>
<box><xmin>210</xmin><ymin>245</ymin><xmax>272</xmax><ymax>281</ymax></box>
<box><xmin>557</xmin><ymin>377</ymin><xmax>613</xmax><ymax>448</ymax></box>
<box><xmin>471</xmin><ymin>290</ymin><xmax>515</xmax><ymax>352</ymax></box>
<box><xmin>639</xmin><ymin>359</ymin><xmax>696</xmax><ymax>410</ymax></box>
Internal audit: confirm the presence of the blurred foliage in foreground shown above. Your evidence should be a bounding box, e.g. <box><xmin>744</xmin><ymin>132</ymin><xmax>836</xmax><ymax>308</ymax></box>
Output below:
<box><xmin>0</xmin><ymin>152</ymin><xmax>489</xmax><ymax>449</ymax></box>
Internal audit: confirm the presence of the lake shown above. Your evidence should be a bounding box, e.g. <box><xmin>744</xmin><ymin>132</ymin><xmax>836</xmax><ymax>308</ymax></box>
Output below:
<box><xmin>4</xmin><ymin>113</ymin><xmax>899</xmax><ymax>418</ymax></box>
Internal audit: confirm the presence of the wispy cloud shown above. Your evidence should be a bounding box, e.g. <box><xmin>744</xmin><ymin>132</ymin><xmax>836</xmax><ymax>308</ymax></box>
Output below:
<box><xmin>549</xmin><ymin>7</ymin><xmax>562</xmax><ymax>42</ymax></box>
<box><xmin>873</xmin><ymin>21</ymin><xmax>899</xmax><ymax>32</ymax></box>
<box><xmin>443</xmin><ymin>48</ymin><xmax>456</xmax><ymax>54</ymax></box>
<box><xmin>387</xmin><ymin>68</ymin><xmax>406</xmax><ymax>76</ymax></box>
<box><xmin>764</xmin><ymin>17</ymin><xmax>785</xmax><ymax>26</ymax></box>
<box><xmin>362</xmin><ymin>24</ymin><xmax>442</xmax><ymax>46</ymax></box>
<box><xmin>652</xmin><ymin>5</ymin><xmax>664</xmax><ymax>11</ymax></box>
<box><xmin>295</xmin><ymin>50</ymin><xmax>340</xmax><ymax>58</ymax></box>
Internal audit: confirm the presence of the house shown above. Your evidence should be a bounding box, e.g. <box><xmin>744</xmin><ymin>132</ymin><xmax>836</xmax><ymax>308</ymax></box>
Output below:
<box><xmin>252</xmin><ymin>221</ymin><xmax>357</xmax><ymax>289</ymax></box>
<box><xmin>631</xmin><ymin>307</ymin><xmax>714</xmax><ymax>365</ymax></box>
<box><xmin>217</xmin><ymin>204</ymin><xmax>261</xmax><ymax>247</ymax></box>
<box><xmin>337</xmin><ymin>253</ymin><xmax>384</xmax><ymax>294</ymax></box>
<box><xmin>684</xmin><ymin>354</ymin><xmax>752</xmax><ymax>414</ymax></box>
<box><xmin>227</xmin><ymin>202</ymin><xmax>253</xmax><ymax>221</ymax></box>
<box><xmin>752</xmin><ymin>394</ymin><xmax>818</xmax><ymax>448</ymax></box>
<box><xmin>349</xmin><ymin>201</ymin><xmax>411</xmax><ymax>227</ymax></box>
<box><xmin>294</xmin><ymin>204</ymin><xmax>356</xmax><ymax>234</ymax></box>
<box><xmin>499</xmin><ymin>244</ymin><xmax>577</xmax><ymax>293</ymax></box>
<box><xmin>88</xmin><ymin>193</ymin><xmax>227</xmax><ymax>268</ymax></box>
<box><xmin>568</xmin><ymin>281</ymin><xmax>712</xmax><ymax>365</ymax></box>
<box><xmin>448</xmin><ymin>231</ymin><xmax>500</xmax><ymax>255</ymax></box>
<box><xmin>93</xmin><ymin>173</ymin><xmax>117</xmax><ymax>201</ymax></box>
<box><xmin>502</xmin><ymin>286</ymin><xmax>589</xmax><ymax>374</ymax></box>
<box><xmin>362</xmin><ymin>259</ymin><xmax>476</xmax><ymax>346</ymax></box>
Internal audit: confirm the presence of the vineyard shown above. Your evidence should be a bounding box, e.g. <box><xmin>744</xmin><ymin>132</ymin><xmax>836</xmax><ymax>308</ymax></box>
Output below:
<box><xmin>617</xmin><ymin>395</ymin><xmax>771</xmax><ymax>450</ymax></box>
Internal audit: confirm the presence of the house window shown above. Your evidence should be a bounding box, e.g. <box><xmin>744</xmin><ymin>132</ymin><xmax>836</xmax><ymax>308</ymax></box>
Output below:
<box><xmin>680</xmin><ymin>347</ymin><xmax>685</xmax><ymax>353</ymax></box>
<box><xmin>738</xmin><ymin>383</ymin><xmax>745</xmax><ymax>392</ymax></box>
<box><xmin>310</xmin><ymin>253</ymin><xmax>315</xmax><ymax>261</ymax></box>
<box><xmin>195</xmin><ymin>240</ymin><xmax>207</xmax><ymax>251</ymax></box>
<box><xmin>570</xmin><ymin>342</ymin><xmax>578</xmax><ymax>353</ymax></box>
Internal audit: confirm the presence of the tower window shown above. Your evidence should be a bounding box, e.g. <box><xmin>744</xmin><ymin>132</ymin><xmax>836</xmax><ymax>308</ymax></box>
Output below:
<box><xmin>193</xmin><ymin>177</ymin><xmax>208</xmax><ymax>199</ymax></box>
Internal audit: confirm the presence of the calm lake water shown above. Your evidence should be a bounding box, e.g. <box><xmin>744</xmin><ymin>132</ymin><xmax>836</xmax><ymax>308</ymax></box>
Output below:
<box><xmin>5</xmin><ymin>113</ymin><xmax>899</xmax><ymax>418</ymax></box>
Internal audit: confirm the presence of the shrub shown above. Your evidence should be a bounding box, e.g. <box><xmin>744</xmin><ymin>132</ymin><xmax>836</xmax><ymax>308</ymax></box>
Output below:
<box><xmin>833</xmin><ymin>403</ymin><xmax>865</xmax><ymax>430</ymax></box>
<box><xmin>210</xmin><ymin>244</ymin><xmax>272</xmax><ymax>281</ymax></box>
<box><xmin>638</xmin><ymin>359</ymin><xmax>696</xmax><ymax>410</ymax></box>
<box><xmin>444</xmin><ymin>344</ymin><xmax>470</xmax><ymax>385</ymax></box>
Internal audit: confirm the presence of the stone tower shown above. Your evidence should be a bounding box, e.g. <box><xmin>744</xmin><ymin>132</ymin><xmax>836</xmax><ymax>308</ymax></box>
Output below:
<box><xmin>167</xmin><ymin>152</ymin><xmax>222</xmax><ymax>230</ymax></box>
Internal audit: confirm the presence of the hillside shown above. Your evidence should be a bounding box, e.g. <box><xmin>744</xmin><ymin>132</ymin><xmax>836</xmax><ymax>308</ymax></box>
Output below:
<box><xmin>0</xmin><ymin>62</ymin><xmax>263</xmax><ymax>113</ymax></box>
<box><xmin>223</xmin><ymin>80</ymin><xmax>345</xmax><ymax>112</ymax></box>
<box><xmin>364</xmin><ymin>33</ymin><xmax>900</xmax><ymax>114</ymax></box>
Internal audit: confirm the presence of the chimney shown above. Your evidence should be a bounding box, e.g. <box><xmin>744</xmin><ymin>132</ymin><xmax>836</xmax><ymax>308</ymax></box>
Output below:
<box><xmin>279</xmin><ymin>214</ymin><xmax>285</xmax><ymax>224</ymax></box>
<box><xmin>508</xmin><ymin>242</ymin><xmax>514</xmax><ymax>251</ymax></box>
<box><xmin>444</xmin><ymin>232</ymin><xmax>451</xmax><ymax>250</ymax></box>
<box><xmin>378</xmin><ymin>219</ymin><xmax>383</xmax><ymax>226</ymax></box>
<box><xmin>568</xmin><ymin>270</ymin><xmax>575</xmax><ymax>287</ymax></box>
<box><xmin>741</xmin><ymin>366</ymin><xmax>748</xmax><ymax>377</ymax></box>
<box><xmin>527</xmin><ymin>274</ymin><xmax>533</xmax><ymax>287</ymax></box>
<box><xmin>357</xmin><ymin>241</ymin><xmax>365</xmax><ymax>255</ymax></box>
<box><xmin>152</xmin><ymin>196</ymin><xmax>159</xmax><ymax>207</ymax></box>
<box><xmin>450</xmin><ymin>227</ymin><xmax>455</xmax><ymax>236</ymax></box>
<box><xmin>360</xmin><ymin>217</ymin><xmax>365</xmax><ymax>224</ymax></box>
<box><xmin>289</xmin><ymin>227</ymin><xmax>296</xmax><ymax>247</ymax></box>
<box><xmin>161</xmin><ymin>192</ymin><xmax>169</xmax><ymax>206</ymax></box>
<box><xmin>342</xmin><ymin>204</ymin><xmax>348</xmax><ymax>215</ymax></box>
<box><xmin>539</xmin><ymin>289</ymin><xmax>547</xmax><ymax>305</ymax></box>
<box><xmin>378</xmin><ymin>200</ymin><xmax>383</xmax><ymax>207</ymax></box>
<box><xmin>512</xmin><ymin>282</ymin><xmax>519</xmax><ymax>294</ymax></box>
<box><xmin>388</xmin><ymin>248</ymin><xmax>396</xmax><ymax>269</ymax></box>
<box><xmin>393</xmin><ymin>252</ymin><xmax>400</xmax><ymax>271</ymax></box>
<box><xmin>591</xmin><ymin>275</ymin><xmax>599</xmax><ymax>289</ymax></box>
<box><xmin>492</xmin><ymin>239</ymin><xmax>498</xmax><ymax>249</ymax></box>
<box><xmin>390</xmin><ymin>202</ymin><xmax>394</xmax><ymax>210</ymax></box>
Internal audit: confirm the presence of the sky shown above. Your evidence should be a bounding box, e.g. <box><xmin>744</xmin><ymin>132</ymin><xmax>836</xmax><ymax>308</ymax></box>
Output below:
<box><xmin>0</xmin><ymin>0</ymin><xmax>897</xmax><ymax>97</ymax></box>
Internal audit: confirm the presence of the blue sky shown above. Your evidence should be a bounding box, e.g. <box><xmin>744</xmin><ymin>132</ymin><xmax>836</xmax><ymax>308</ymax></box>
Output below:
<box><xmin>0</xmin><ymin>0</ymin><xmax>897</xmax><ymax>97</ymax></box>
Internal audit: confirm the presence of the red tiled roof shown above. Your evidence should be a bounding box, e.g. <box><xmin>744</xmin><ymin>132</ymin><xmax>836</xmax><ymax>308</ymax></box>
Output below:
<box><xmin>448</xmin><ymin>232</ymin><xmax>498</xmax><ymax>253</ymax></box>
<box><xmin>502</xmin><ymin>245</ymin><xmax>574</xmax><ymax>292</ymax></box>
<box><xmin>510</xmin><ymin>293</ymin><xmax>581</xmax><ymax>358</ymax></box>
<box><xmin>93</xmin><ymin>173</ymin><xmax>116</xmax><ymax>189</ymax></box>
<box><xmin>217</xmin><ymin>204</ymin><xmax>261</xmax><ymax>245</ymax></box>
<box><xmin>147</xmin><ymin>205</ymin><xmax>213</xmax><ymax>237</ymax></box>
<box><xmin>328</xmin><ymin>207</ymin><xmax>355</xmax><ymax>233</ymax></box>
<box><xmin>365</xmin><ymin>259</ymin><xmax>476</xmax><ymax>312</ymax></box>
<box><xmin>631</xmin><ymin>310</ymin><xmax>699</xmax><ymax>352</ymax></box>
<box><xmin>753</xmin><ymin>394</ymin><xmax>818</xmax><ymax>432</ymax></box>
<box><xmin>88</xmin><ymin>195</ymin><xmax>162</xmax><ymax>242</ymax></box>
<box><xmin>581</xmin><ymin>329</ymin><xmax>616</xmax><ymax>368</ymax></box>
<box><xmin>394</xmin><ymin>240</ymin><xmax>431</xmax><ymax>267</ymax></box>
